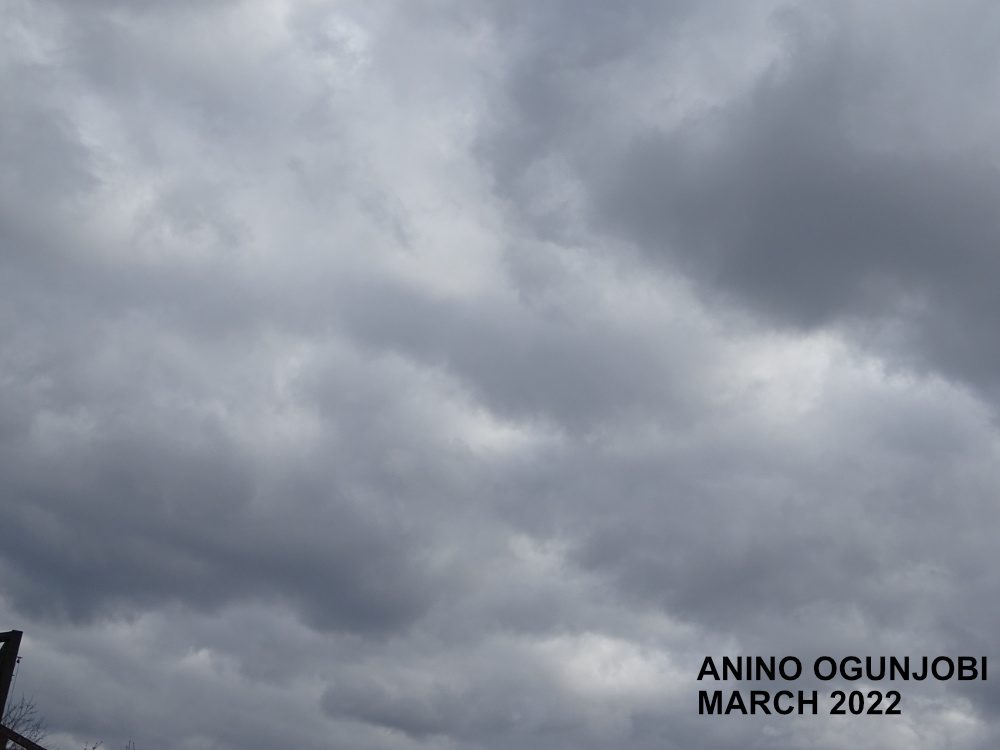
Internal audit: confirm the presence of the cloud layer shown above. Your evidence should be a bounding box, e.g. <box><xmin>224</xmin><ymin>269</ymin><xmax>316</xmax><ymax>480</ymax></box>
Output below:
<box><xmin>3</xmin><ymin>1</ymin><xmax>1000</xmax><ymax>748</ymax></box>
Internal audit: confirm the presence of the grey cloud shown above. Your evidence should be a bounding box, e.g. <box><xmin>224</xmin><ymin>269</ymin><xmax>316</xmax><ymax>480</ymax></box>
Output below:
<box><xmin>0</xmin><ymin>420</ymin><xmax>431</xmax><ymax>632</ymax></box>
<box><xmin>485</xmin><ymin>1</ymin><xmax>1000</xmax><ymax>396</ymax></box>
<box><xmin>4</xmin><ymin>1</ymin><xmax>1000</xmax><ymax>749</ymax></box>
<box><xmin>331</xmin><ymin>277</ymin><xmax>704</xmax><ymax>431</ymax></box>
<box><xmin>599</xmin><ymin>41</ymin><xmax>1000</xmax><ymax>388</ymax></box>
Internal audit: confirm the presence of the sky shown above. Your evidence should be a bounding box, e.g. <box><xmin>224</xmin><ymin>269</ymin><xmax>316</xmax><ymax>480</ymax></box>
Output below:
<box><xmin>3</xmin><ymin>1</ymin><xmax>1000</xmax><ymax>748</ymax></box>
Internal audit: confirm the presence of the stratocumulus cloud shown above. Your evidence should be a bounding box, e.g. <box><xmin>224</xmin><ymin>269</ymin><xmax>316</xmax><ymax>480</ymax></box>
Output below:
<box><xmin>2</xmin><ymin>1</ymin><xmax>1000</xmax><ymax>749</ymax></box>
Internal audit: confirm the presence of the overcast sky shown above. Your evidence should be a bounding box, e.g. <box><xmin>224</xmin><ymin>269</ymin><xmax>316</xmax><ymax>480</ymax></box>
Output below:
<box><xmin>3</xmin><ymin>1</ymin><xmax>1000</xmax><ymax>748</ymax></box>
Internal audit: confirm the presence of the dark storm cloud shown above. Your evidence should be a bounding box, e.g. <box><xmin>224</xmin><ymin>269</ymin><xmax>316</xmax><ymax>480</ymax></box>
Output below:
<box><xmin>4</xmin><ymin>1</ymin><xmax>1000</xmax><ymax>749</ymax></box>
<box><xmin>601</xmin><ymin>39</ymin><xmax>1000</xmax><ymax>390</ymax></box>
<box><xmin>486</xmin><ymin>0</ymin><xmax>1000</xmax><ymax>396</ymax></box>
<box><xmin>0</xmin><ymin>352</ymin><xmax>431</xmax><ymax>632</ymax></box>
